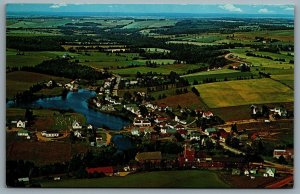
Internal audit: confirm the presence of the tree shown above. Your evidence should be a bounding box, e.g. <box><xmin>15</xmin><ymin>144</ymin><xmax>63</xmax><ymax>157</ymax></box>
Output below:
<box><xmin>231</xmin><ymin>123</ymin><xmax>238</xmax><ymax>134</ymax></box>
<box><xmin>278</xmin><ymin>155</ymin><xmax>288</xmax><ymax>165</ymax></box>
<box><xmin>24</xmin><ymin>108</ymin><xmax>34</xmax><ymax>125</ymax></box>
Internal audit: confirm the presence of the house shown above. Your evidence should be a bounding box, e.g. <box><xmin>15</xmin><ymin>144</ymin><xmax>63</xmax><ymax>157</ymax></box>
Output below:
<box><xmin>133</xmin><ymin>119</ymin><xmax>151</xmax><ymax>127</ymax></box>
<box><xmin>135</xmin><ymin>151</ymin><xmax>162</xmax><ymax>163</ymax></box>
<box><xmin>46</xmin><ymin>80</ymin><xmax>53</xmax><ymax>87</ymax></box>
<box><xmin>131</xmin><ymin>128</ymin><xmax>140</xmax><ymax>136</ymax></box>
<box><xmin>160</xmin><ymin>126</ymin><xmax>176</xmax><ymax>134</ymax></box>
<box><xmin>204</xmin><ymin>128</ymin><xmax>217</xmax><ymax>136</ymax></box>
<box><xmin>16</xmin><ymin>120</ymin><xmax>26</xmax><ymax>128</ymax></box>
<box><xmin>74</xmin><ymin>130</ymin><xmax>82</xmax><ymax>138</ymax></box>
<box><xmin>154</xmin><ymin>117</ymin><xmax>168</xmax><ymax>123</ymax></box>
<box><xmin>190</xmin><ymin>132</ymin><xmax>201</xmax><ymax>141</ymax></box>
<box><xmin>175</xmin><ymin>124</ymin><xmax>185</xmax><ymax>131</ymax></box>
<box><xmin>72</xmin><ymin>120</ymin><xmax>82</xmax><ymax>130</ymax></box>
<box><xmin>265</xmin><ymin>167</ymin><xmax>276</xmax><ymax>177</ymax></box>
<box><xmin>271</xmin><ymin>107</ymin><xmax>287</xmax><ymax>117</ymax></box>
<box><xmin>42</xmin><ymin>131</ymin><xmax>60</xmax><ymax>138</ymax></box>
<box><xmin>273</xmin><ymin>149</ymin><xmax>294</xmax><ymax>160</ymax></box>
<box><xmin>219</xmin><ymin>129</ymin><xmax>229</xmax><ymax>142</ymax></box>
<box><xmin>202</xmin><ymin>111</ymin><xmax>214</xmax><ymax>118</ymax></box>
<box><xmin>86</xmin><ymin>166</ymin><xmax>114</xmax><ymax>176</ymax></box>
<box><xmin>178</xmin><ymin>144</ymin><xmax>195</xmax><ymax>166</ymax></box>
<box><xmin>17</xmin><ymin>129</ymin><xmax>29</xmax><ymax>137</ymax></box>
<box><xmin>18</xmin><ymin>177</ymin><xmax>29</xmax><ymax>183</ymax></box>
<box><xmin>174</xmin><ymin>116</ymin><xmax>187</xmax><ymax>125</ymax></box>
<box><xmin>232</xmin><ymin>168</ymin><xmax>241</xmax><ymax>175</ymax></box>
<box><xmin>244</xmin><ymin>169</ymin><xmax>250</xmax><ymax>176</ymax></box>
<box><xmin>87</xmin><ymin>125</ymin><xmax>93</xmax><ymax>130</ymax></box>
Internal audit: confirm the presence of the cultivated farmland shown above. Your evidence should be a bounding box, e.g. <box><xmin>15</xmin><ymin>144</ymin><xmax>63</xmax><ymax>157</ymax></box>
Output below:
<box><xmin>195</xmin><ymin>78</ymin><xmax>294</xmax><ymax>108</ymax></box>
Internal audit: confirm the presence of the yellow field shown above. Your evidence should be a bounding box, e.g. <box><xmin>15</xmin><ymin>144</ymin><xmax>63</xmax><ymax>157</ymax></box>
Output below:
<box><xmin>195</xmin><ymin>78</ymin><xmax>294</xmax><ymax>108</ymax></box>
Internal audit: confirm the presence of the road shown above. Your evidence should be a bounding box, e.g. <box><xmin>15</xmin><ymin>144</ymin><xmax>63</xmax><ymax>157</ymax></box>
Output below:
<box><xmin>112</xmin><ymin>74</ymin><xmax>121</xmax><ymax>96</ymax></box>
<box><xmin>224</xmin><ymin>52</ymin><xmax>244</xmax><ymax>65</ymax></box>
<box><xmin>265</xmin><ymin>175</ymin><xmax>293</xmax><ymax>189</ymax></box>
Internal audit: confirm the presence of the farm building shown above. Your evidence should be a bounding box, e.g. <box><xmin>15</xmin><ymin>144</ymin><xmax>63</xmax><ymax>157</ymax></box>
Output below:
<box><xmin>86</xmin><ymin>166</ymin><xmax>114</xmax><ymax>176</ymax></box>
<box><xmin>16</xmin><ymin>120</ymin><xmax>26</xmax><ymax>128</ymax></box>
<box><xmin>72</xmin><ymin>120</ymin><xmax>82</xmax><ymax>129</ymax></box>
<box><xmin>17</xmin><ymin>129</ymin><xmax>29</xmax><ymax>138</ymax></box>
<box><xmin>135</xmin><ymin>151</ymin><xmax>162</xmax><ymax>163</ymax></box>
<box><xmin>133</xmin><ymin>119</ymin><xmax>151</xmax><ymax>127</ymax></box>
<box><xmin>273</xmin><ymin>149</ymin><xmax>294</xmax><ymax>160</ymax></box>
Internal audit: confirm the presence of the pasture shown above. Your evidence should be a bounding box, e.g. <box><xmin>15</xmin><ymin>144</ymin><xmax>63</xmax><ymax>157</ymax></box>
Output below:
<box><xmin>6</xmin><ymin>49</ymin><xmax>79</xmax><ymax>68</ymax></box>
<box><xmin>155</xmin><ymin>92</ymin><xmax>202</xmax><ymax>109</ymax></box>
<box><xmin>6</xmin><ymin>71</ymin><xmax>70</xmax><ymax>99</ymax></box>
<box><xmin>228</xmin><ymin>48</ymin><xmax>294</xmax><ymax>70</ymax></box>
<box><xmin>111</xmin><ymin>64</ymin><xmax>200</xmax><ymax>75</ymax></box>
<box><xmin>122</xmin><ymin>20</ymin><xmax>177</xmax><ymax>29</ymax></box>
<box><xmin>41</xmin><ymin>170</ymin><xmax>229</xmax><ymax>188</ymax></box>
<box><xmin>195</xmin><ymin>78</ymin><xmax>294</xmax><ymax>108</ymax></box>
<box><xmin>182</xmin><ymin>69</ymin><xmax>255</xmax><ymax>83</ymax></box>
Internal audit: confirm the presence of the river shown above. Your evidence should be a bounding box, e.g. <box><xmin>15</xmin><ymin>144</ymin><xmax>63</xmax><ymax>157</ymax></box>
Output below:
<box><xmin>7</xmin><ymin>89</ymin><xmax>130</xmax><ymax>130</ymax></box>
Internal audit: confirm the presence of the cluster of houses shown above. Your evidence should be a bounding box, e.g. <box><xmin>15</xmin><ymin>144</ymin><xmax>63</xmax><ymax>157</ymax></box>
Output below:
<box><xmin>64</xmin><ymin>80</ymin><xmax>79</xmax><ymax>91</ymax></box>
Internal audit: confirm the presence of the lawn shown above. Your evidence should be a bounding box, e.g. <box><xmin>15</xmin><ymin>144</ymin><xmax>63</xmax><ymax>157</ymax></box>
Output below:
<box><xmin>41</xmin><ymin>170</ymin><xmax>229</xmax><ymax>188</ymax></box>
<box><xmin>195</xmin><ymin>78</ymin><xmax>294</xmax><ymax>108</ymax></box>
<box><xmin>112</xmin><ymin>64</ymin><xmax>201</xmax><ymax>75</ymax></box>
<box><xmin>6</xmin><ymin>71</ymin><xmax>70</xmax><ymax>99</ymax></box>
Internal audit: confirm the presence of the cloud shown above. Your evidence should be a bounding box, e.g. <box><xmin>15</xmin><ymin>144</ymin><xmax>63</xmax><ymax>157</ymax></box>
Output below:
<box><xmin>50</xmin><ymin>3</ymin><xmax>67</xmax><ymax>9</ymax></box>
<box><xmin>219</xmin><ymin>4</ymin><xmax>242</xmax><ymax>12</ymax></box>
<box><xmin>258</xmin><ymin>8</ymin><xmax>269</xmax><ymax>13</ymax></box>
<box><xmin>285</xmin><ymin>7</ymin><xmax>294</xmax><ymax>11</ymax></box>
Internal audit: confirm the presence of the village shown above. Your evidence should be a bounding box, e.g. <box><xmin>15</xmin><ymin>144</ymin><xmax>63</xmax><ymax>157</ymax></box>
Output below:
<box><xmin>7</xmin><ymin>74</ymin><xmax>294</xmax><ymax>188</ymax></box>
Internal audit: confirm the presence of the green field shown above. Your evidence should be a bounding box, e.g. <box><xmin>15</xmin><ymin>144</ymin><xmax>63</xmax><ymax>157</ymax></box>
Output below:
<box><xmin>41</xmin><ymin>170</ymin><xmax>229</xmax><ymax>188</ymax></box>
<box><xmin>122</xmin><ymin>20</ymin><xmax>177</xmax><ymax>29</ymax></box>
<box><xmin>228</xmin><ymin>48</ymin><xmax>294</xmax><ymax>70</ymax></box>
<box><xmin>271</xmin><ymin>74</ymin><xmax>294</xmax><ymax>89</ymax></box>
<box><xmin>111</xmin><ymin>64</ymin><xmax>200</xmax><ymax>75</ymax></box>
<box><xmin>195</xmin><ymin>78</ymin><xmax>294</xmax><ymax>108</ymax></box>
<box><xmin>173</xmin><ymin>33</ymin><xmax>226</xmax><ymax>43</ymax></box>
<box><xmin>6</xmin><ymin>71</ymin><xmax>70</xmax><ymax>99</ymax></box>
<box><xmin>6</xmin><ymin>49</ymin><xmax>79</xmax><ymax>68</ymax></box>
<box><xmin>182</xmin><ymin>69</ymin><xmax>255</xmax><ymax>83</ymax></box>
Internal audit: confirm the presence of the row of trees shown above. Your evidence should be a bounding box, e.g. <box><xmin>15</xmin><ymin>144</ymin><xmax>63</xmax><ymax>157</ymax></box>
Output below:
<box><xmin>22</xmin><ymin>58</ymin><xmax>111</xmax><ymax>81</ymax></box>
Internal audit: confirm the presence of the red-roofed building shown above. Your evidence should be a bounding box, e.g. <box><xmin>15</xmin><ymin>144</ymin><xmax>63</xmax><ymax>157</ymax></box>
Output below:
<box><xmin>219</xmin><ymin>129</ymin><xmax>229</xmax><ymax>142</ymax></box>
<box><xmin>202</xmin><ymin>111</ymin><xmax>214</xmax><ymax>118</ymax></box>
<box><xmin>155</xmin><ymin>117</ymin><xmax>168</xmax><ymax>123</ymax></box>
<box><xmin>86</xmin><ymin>166</ymin><xmax>114</xmax><ymax>176</ymax></box>
<box><xmin>273</xmin><ymin>149</ymin><xmax>294</xmax><ymax>160</ymax></box>
<box><xmin>178</xmin><ymin>144</ymin><xmax>195</xmax><ymax>167</ymax></box>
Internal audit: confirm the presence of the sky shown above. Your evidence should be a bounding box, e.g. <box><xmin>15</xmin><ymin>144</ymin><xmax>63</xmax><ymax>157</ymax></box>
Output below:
<box><xmin>6</xmin><ymin>4</ymin><xmax>294</xmax><ymax>15</ymax></box>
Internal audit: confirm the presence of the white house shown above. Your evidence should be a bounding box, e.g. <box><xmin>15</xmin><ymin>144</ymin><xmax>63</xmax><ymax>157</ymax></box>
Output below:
<box><xmin>46</xmin><ymin>80</ymin><xmax>53</xmax><ymax>87</ymax></box>
<box><xmin>131</xmin><ymin>128</ymin><xmax>140</xmax><ymax>136</ymax></box>
<box><xmin>72</xmin><ymin>120</ymin><xmax>82</xmax><ymax>130</ymax></box>
<box><xmin>45</xmin><ymin>132</ymin><xmax>59</xmax><ymax>138</ymax></box>
<box><xmin>133</xmin><ymin>119</ymin><xmax>151</xmax><ymax>127</ymax></box>
<box><xmin>74</xmin><ymin>131</ymin><xmax>82</xmax><ymax>138</ymax></box>
<box><xmin>16</xmin><ymin>120</ymin><xmax>26</xmax><ymax>128</ymax></box>
<box><xmin>17</xmin><ymin>129</ymin><xmax>29</xmax><ymax>137</ymax></box>
<box><xmin>265</xmin><ymin>167</ymin><xmax>276</xmax><ymax>177</ymax></box>
<box><xmin>87</xmin><ymin>125</ymin><xmax>93</xmax><ymax>130</ymax></box>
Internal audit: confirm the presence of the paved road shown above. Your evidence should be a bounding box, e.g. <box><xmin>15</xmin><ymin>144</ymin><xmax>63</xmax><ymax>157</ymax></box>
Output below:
<box><xmin>112</xmin><ymin>74</ymin><xmax>121</xmax><ymax>96</ymax></box>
